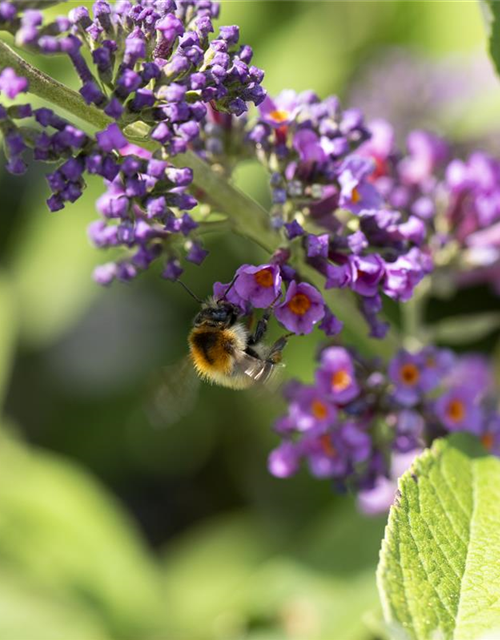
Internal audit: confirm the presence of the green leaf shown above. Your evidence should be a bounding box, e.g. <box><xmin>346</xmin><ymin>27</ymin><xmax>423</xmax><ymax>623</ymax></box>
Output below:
<box><xmin>0</xmin><ymin>272</ymin><xmax>16</xmax><ymax>408</ymax></box>
<box><xmin>377</xmin><ymin>434</ymin><xmax>500</xmax><ymax>640</ymax></box>
<box><xmin>480</xmin><ymin>0</ymin><xmax>500</xmax><ymax>77</ymax></box>
<box><xmin>429</xmin><ymin>312</ymin><xmax>500</xmax><ymax>345</ymax></box>
<box><xmin>0</xmin><ymin>569</ymin><xmax>111</xmax><ymax>640</ymax></box>
<box><xmin>0</xmin><ymin>435</ymin><xmax>165</xmax><ymax>640</ymax></box>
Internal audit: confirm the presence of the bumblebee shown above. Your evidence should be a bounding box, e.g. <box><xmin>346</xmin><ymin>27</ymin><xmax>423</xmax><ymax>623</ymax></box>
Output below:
<box><xmin>188</xmin><ymin>293</ymin><xmax>288</xmax><ymax>390</ymax></box>
<box><xmin>144</xmin><ymin>281</ymin><xmax>288</xmax><ymax>428</ymax></box>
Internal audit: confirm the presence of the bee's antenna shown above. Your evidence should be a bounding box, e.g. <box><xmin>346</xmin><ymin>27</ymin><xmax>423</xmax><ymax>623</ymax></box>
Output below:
<box><xmin>220</xmin><ymin>274</ymin><xmax>239</xmax><ymax>300</ymax></box>
<box><xmin>270</xmin><ymin>291</ymin><xmax>283</xmax><ymax>308</ymax></box>
<box><xmin>177</xmin><ymin>279</ymin><xmax>203</xmax><ymax>303</ymax></box>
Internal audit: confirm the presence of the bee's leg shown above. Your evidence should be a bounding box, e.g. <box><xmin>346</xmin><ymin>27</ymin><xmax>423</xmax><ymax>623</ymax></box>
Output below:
<box><xmin>267</xmin><ymin>333</ymin><xmax>294</xmax><ymax>363</ymax></box>
<box><xmin>247</xmin><ymin>309</ymin><xmax>272</xmax><ymax>346</ymax></box>
<box><xmin>248</xmin><ymin>291</ymin><xmax>285</xmax><ymax>347</ymax></box>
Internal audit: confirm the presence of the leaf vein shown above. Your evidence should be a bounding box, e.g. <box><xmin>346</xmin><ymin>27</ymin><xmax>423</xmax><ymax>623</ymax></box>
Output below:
<box><xmin>453</xmin><ymin>460</ymin><xmax>477</xmax><ymax>636</ymax></box>
<box><xmin>403</xmin><ymin>506</ymin><xmax>456</xmax><ymax>621</ymax></box>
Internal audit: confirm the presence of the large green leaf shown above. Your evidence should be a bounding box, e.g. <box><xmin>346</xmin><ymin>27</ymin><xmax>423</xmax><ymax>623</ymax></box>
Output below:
<box><xmin>377</xmin><ymin>434</ymin><xmax>500</xmax><ymax>640</ymax></box>
<box><xmin>0</xmin><ymin>435</ymin><xmax>165</xmax><ymax>640</ymax></box>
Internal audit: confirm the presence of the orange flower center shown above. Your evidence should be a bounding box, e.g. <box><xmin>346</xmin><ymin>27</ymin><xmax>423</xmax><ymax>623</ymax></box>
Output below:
<box><xmin>400</xmin><ymin>363</ymin><xmax>420</xmax><ymax>386</ymax></box>
<box><xmin>311</xmin><ymin>399</ymin><xmax>328</xmax><ymax>420</ymax></box>
<box><xmin>254</xmin><ymin>268</ymin><xmax>274</xmax><ymax>288</ymax></box>
<box><xmin>331</xmin><ymin>369</ymin><xmax>352</xmax><ymax>392</ymax></box>
<box><xmin>446</xmin><ymin>399</ymin><xmax>465</xmax><ymax>423</ymax></box>
<box><xmin>319</xmin><ymin>434</ymin><xmax>337</xmax><ymax>458</ymax></box>
<box><xmin>269</xmin><ymin>109</ymin><xmax>289</xmax><ymax>123</ymax></box>
<box><xmin>351</xmin><ymin>187</ymin><xmax>361</xmax><ymax>203</ymax></box>
<box><xmin>482</xmin><ymin>433</ymin><xmax>494</xmax><ymax>451</ymax></box>
<box><xmin>288</xmin><ymin>293</ymin><xmax>311</xmax><ymax>316</ymax></box>
<box><xmin>426</xmin><ymin>356</ymin><xmax>436</xmax><ymax>368</ymax></box>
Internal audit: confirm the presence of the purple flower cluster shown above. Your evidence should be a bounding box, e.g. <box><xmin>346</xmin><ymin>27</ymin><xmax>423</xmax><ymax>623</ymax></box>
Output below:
<box><xmin>269</xmin><ymin>344</ymin><xmax>500</xmax><ymax>498</ymax></box>
<box><xmin>445</xmin><ymin>151</ymin><xmax>500</xmax><ymax>294</ymax></box>
<box><xmin>358</xmin><ymin>120</ymin><xmax>447</xmax><ymax>223</ymax></box>
<box><xmin>356</xmin><ymin>120</ymin><xmax>500</xmax><ymax>295</ymax></box>
<box><xmin>245</xmin><ymin>92</ymin><xmax>435</xmax><ymax>337</ymax></box>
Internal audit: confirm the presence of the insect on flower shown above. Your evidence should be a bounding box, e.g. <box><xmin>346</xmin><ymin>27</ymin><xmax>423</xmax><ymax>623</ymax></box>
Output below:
<box><xmin>145</xmin><ymin>273</ymin><xmax>291</xmax><ymax>427</ymax></box>
<box><xmin>184</xmin><ymin>277</ymin><xmax>290</xmax><ymax>389</ymax></box>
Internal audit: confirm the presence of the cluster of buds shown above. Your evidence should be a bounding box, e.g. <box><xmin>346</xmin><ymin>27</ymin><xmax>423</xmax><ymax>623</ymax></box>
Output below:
<box><xmin>0</xmin><ymin>80</ymin><xmax>201</xmax><ymax>283</ymax></box>
<box><xmin>0</xmin><ymin>0</ymin><xmax>266</xmax><ymax>283</ymax></box>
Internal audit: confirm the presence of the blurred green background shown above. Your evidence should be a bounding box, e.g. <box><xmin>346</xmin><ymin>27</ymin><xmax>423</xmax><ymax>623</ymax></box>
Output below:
<box><xmin>1</xmin><ymin>2</ymin><xmax>500</xmax><ymax>639</ymax></box>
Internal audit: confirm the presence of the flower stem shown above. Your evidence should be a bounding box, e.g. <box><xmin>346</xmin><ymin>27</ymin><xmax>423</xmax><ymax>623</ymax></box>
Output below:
<box><xmin>0</xmin><ymin>40</ymin><xmax>111</xmax><ymax>129</ymax></box>
<box><xmin>401</xmin><ymin>279</ymin><xmax>430</xmax><ymax>351</ymax></box>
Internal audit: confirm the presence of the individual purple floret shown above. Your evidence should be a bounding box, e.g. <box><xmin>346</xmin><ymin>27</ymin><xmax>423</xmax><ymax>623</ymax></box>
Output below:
<box><xmin>274</xmin><ymin>280</ymin><xmax>325</xmax><ymax>335</ymax></box>
<box><xmin>357</xmin><ymin>449</ymin><xmax>422</xmax><ymax>515</ymax></box>
<box><xmin>480</xmin><ymin>415</ymin><xmax>500</xmax><ymax>456</ymax></box>
<box><xmin>0</xmin><ymin>67</ymin><xmax>28</xmax><ymax>98</ymax></box>
<box><xmin>233</xmin><ymin>263</ymin><xmax>282</xmax><ymax>309</ymax></box>
<box><xmin>434</xmin><ymin>388</ymin><xmax>484</xmax><ymax>435</ymax></box>
<box><xmin>315</xmin><ymin>347</ymin><xmax>360</xmax><ymax>404</ymax></box>
<box><xmin>276</xmin><ymin>383</ymin><xmax>338</xmax><ymax>434</ymax></box>
<box><xmin>388</xmin><ymin>350</ymin><xmax>432</xmax><ymax>407</ymax></box>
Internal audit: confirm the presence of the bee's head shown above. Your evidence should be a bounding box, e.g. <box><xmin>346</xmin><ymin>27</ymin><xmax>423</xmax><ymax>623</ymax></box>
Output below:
<box><xmin>193</xmin><ymin>298</ymin><xmax>240</xmax><ymax>328</ymax></box>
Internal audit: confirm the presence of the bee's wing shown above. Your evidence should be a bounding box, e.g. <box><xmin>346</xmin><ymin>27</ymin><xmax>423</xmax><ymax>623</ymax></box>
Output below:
<box><xmin>144</xmin><ymin>356</ymin><xmax>200</xmax><ymax>428</ymax></box>
<box><xmin>233</xmin><ymin>351</ymin><xmax>285</xmax><ymax>388</ymax></box>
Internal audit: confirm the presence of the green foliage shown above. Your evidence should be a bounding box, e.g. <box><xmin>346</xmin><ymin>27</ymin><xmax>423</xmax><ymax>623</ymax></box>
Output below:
<box><xmin>0</xmin><ymin>435</ymin><xmax>165</xmax><ymax>640</ymax></box>
<box><xmin>377</xmin><ymin>434</ymin><xmax>500</xmax><ymax>640</ymax></box>
<box><xmin>10</xmin><ymin>0</ymin><xmax>66</xmax><ymax>8</ymax></box>
<box><xmin>429</xmin><ymin>312</ymin><xmax>500</xmax><ymax>345</ymax></box>
<box><xmin>0</xmin><ymin>570</ymin><xmax>111</xmax><ymax>640</ymax></box>
<box><xmin>162</xmin><ymin>503</ymin><xmax>385</xmax><ymax>640</ymax></box>
<box><xmin>481</xmin><ymin>0</ymin><xmax>500</xmax><ymax>77</ymax></box>
<box><xmin>8</xmin><ymin>177</ymin><xmax>102</xmax><ymax>347</ymax></box>
<box><xmin>0</xmin><ymin>272</ymin><xmax>16</xmax><ymax>408</ymax></box>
